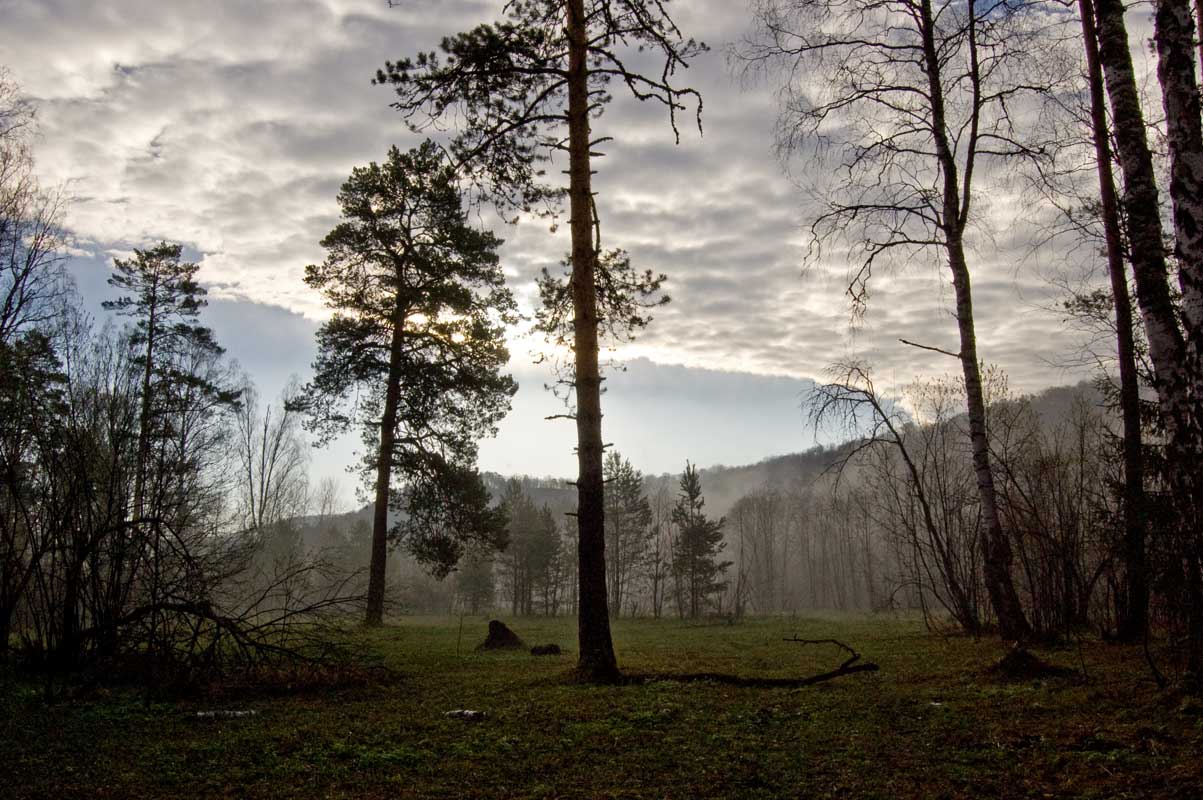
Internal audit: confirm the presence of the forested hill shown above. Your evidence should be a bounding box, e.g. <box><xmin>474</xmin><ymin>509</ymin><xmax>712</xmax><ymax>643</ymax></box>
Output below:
<box><xmin>324</xmin><ymin>457</ymin><xmax>841</xmax><ymax>529</ymax></box>
<box><xmin>479</xmin><ymin>448</ymin><xmax>849</xmax><ymax>521</ymax></box>
<box><xmin>478</xmin><ymin>379</ymin><xmax>1105</xmax><ymax>520</ymax></box>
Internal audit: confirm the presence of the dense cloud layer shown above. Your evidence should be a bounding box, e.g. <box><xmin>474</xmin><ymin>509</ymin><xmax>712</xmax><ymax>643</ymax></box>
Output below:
<box><xmin>3</xmin><ymin>0</ymin><xmax>1110</xmax><ymax>480</ymax></box>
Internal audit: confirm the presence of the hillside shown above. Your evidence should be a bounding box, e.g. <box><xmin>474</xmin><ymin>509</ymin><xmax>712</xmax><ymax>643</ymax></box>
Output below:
<box><xmin>321</xmin><ymin>380</ymin><xmax>1106</xmax><ymax>527</ymax></box>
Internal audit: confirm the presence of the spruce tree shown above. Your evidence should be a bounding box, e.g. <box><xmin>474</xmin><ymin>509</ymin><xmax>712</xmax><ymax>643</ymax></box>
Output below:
<box><xmin>603</xmin><ymin>452</ymin><xmax>652</xmax><ymax>617</ymax></box>
<box><xmin>671</xmin><ymin>462</ymin><xmax>731</xmax><ymax>619</ymax></box>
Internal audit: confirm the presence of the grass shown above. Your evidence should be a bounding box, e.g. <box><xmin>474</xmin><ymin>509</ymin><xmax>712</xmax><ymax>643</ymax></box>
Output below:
<box><xmin>3</xmin><ymin>613</ymin><xmax>1202</xmax><ymax>798</ymax></box>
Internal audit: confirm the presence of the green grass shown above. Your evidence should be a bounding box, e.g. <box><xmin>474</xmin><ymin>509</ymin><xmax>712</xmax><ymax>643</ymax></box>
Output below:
<box><xmin>3</xmin><ymin>614</ymin><xmax>1202</xmax><ymax>798</ymax></box>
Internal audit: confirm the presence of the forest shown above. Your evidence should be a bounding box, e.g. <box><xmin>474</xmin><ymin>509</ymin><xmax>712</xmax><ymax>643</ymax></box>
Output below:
<box><xmin>4</xmin><ymin>0</ymin><xmax>1203</xmax><ymax>796</ymax></box>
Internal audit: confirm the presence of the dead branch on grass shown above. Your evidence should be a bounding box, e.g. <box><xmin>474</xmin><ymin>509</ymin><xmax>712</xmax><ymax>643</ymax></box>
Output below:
<box><xmin>634</xmin><ymin>636</ymin><xmax>880</xmax><ymax>688</ymax></box>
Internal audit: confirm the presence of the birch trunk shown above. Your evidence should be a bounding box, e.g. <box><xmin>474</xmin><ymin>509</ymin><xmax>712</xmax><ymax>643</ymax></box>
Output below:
<box><xmin>1096</xmin><ymin>0</ymin><xmax>1203</xmax><ymax>670</ymax></box>
<box><xmin>1155</xmin><ymin>0</ymin><xmax>1203</xmax><ymax>343</ymax></box>
<box><xmin>1153</xmin><ymin>0</ymin><xmax>1203</xmax><ymax>674</ymax></box>
<box><xmin>918</xmin><ymin>0</ymin><xmax>1032</xmax><ymax>640</ymax></box>
<box><xmin>1079</xmin><ymin>0</ymin><xmax>1149</xmax><ymax>641</ymax></box>
<box><xmin>1093</xmin><ymin>0</ymin><xmax>1190</xmax><ymax>419</ymax></box>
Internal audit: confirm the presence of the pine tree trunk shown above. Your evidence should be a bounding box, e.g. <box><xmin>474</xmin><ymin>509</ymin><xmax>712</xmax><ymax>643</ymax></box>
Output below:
<box><xmin>134</xmin><ymin>278</ymin><xmax>160</xmax><ymax>527</ymax></box>
<box><xmin>365</xmin><ymin>299</ymin><xmax>407</xmax><ymax>627</ymax></box>
<box><xmin>1079</xmin><ymin>0</ymin><xmax>1149</xmax><ymax>641</ymax></box>
<box><xmin>133</xmin><ymin>281</ymin><xmax>162</xmax><ymax>673</ymax></box>
<box><xmin>918</xmin><ymin>0</ymin><xmax>1031</xmax><ymax>640</ymax></box>
<box><xmin>567</xmin><ymin>0</ymin><xmax>618</xmax><ymax>682</ymax></box>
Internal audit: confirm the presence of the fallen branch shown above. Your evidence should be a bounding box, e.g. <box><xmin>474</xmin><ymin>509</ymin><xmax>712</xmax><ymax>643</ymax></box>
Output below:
<box><xmin>782</xmin><ymin>635</ymin><xmax>870</xmax><ymax>671</ymax></box>
<box><xmin>630</xmin><ymin>636</ymin><xmax>879</xmax><ymax>688</ymax></box>
<box><xmin>633</xmin><ymin>665</ymin><xmax>879</xmax><ymax>688</ymax></box>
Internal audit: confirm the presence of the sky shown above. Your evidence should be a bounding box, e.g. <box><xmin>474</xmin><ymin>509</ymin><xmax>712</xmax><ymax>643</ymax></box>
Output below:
<box><xmin>1</xmin><ymin>0</ymin><xmax>1109</xmax><ymax>502</ymax></box>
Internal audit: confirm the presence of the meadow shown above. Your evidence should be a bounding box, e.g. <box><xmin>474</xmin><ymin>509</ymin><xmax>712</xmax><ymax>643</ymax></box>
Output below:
<box><xmin>3</xmin><ymin>614</ymin><xmax>1201</xmax><ymax>799</ymax></box>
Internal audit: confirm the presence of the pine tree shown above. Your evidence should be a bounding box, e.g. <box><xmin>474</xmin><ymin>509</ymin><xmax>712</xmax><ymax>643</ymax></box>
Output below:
<box><xmin>377</xmin><ymin>0</ymin><xmax>704</xmax><ymax>681</ymax></box>
<box><xmin>498</xmin><ymin>481</ymin><xmax>562</xmax><ymax>616</ymax></box>
<box><xmin>103</xmin><ymin>242</ymin><xmax>236</xmax><ymax>521</ymax></box>
<box><xmin>102</xmin><ymin>242</ymin><xmax>238</xmax><ymax>665</ymax></box>
<box><xmin>499</xmin><ymin>480</ymin><xmax>538</xmax><ymax>615</ymax></box>
<box><xmin>299</xmin><ymin>142</ymin><xmax>516</xmax><ymax>626</ymax></box>
<box><xmin>530</xmin><ymin>504</ymin><xmax>563</xmax><ymax>616</ymax></box>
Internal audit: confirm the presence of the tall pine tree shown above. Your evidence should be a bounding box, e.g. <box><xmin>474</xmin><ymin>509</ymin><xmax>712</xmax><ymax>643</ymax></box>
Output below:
<box><xmin>377</xmin><ymin>0</ymin><xmax>703</xmax><ymax>681</ymax></box>
<box><xmin>102</xmin><ymin>242</ymin><xmax>238</xmax><ymax>667</ymax></box>
<box><xmin>299</xmin><ymin>142</ymin><xmax>515</xmax><ymax>626</ymax></box>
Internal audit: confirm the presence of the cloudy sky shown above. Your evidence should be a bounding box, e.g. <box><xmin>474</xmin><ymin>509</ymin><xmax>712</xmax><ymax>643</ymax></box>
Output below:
<box><xmin>1</xmin><ymin>0</ymin><xmax>1104</xmax><ymax>499</ymax></box>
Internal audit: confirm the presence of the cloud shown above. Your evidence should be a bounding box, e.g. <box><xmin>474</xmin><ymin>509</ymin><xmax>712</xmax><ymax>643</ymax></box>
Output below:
<box><xmin>65</xmin><ymin>258</ymin><xmax>841</xmax><ymax>484</ymax></box>
<box><xmin>6</xmin><ymin>0</ymin><xmax>1117</xmax><ymax>481</ymax></box>
<box><xmin>4</xmin><ymin>0</ymin><xmax>499</xmax><ymax>316</ymax></box>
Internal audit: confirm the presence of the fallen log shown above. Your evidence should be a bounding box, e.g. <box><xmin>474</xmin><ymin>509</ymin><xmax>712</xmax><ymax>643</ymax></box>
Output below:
<box><xmin>631</xmin><ymin>635</ymin><xmax>879</xmax><ymax>688</ymax></box>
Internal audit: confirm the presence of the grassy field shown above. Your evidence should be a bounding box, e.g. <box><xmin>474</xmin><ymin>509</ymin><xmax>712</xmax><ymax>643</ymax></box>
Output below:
<box><xmin>3</xmin><ymin>614</ymin><xmax>1202</xmax><ymax>799</ymax></box>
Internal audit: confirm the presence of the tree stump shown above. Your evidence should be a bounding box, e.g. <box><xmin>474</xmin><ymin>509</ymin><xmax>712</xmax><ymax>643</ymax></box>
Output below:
<box><xmin>987</xmin><ymin>644</ymin><xmax>1075</xmax><ymax>680</ymax></box>
<box><xmin>476</xmin><ymin>620</ymin><xmax>525</xmax><ymax>651</ymax></box>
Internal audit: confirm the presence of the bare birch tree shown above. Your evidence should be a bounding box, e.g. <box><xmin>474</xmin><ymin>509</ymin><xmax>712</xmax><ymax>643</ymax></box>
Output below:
<box><xmin>741</xmin><ymin>0</ymin><xmax>1048</xmax><ymax>637</ymax></box>
<box><xmin>1092</xmin><ymin>0</ymin><xmax>1203</xmax><ymax>673</ymax></box>
<box><xmin>235</xmin><ymin>379</ymin><xmax>310</xmax><ymax>535</ymax></box>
